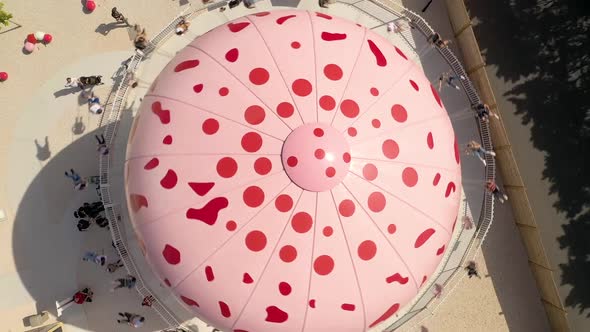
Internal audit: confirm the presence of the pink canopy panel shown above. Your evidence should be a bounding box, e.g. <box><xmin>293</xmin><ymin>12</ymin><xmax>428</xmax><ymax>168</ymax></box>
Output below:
<box><xmin>126</xmin><ymin>9</ymin><xmax>462</xmax><ymax>332</ymax></box>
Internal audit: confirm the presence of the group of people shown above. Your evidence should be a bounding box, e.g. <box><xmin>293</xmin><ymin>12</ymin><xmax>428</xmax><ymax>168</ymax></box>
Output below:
<box><xmin>74</xmin><ymin>201</ymin><xmax>107</xmax><ymax>231</ymax></box>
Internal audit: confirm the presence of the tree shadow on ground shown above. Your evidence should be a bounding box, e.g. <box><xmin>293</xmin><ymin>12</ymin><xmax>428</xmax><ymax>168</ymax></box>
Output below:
<box><xmin>466</xmin><ymin>0</ymin><xmax>590</xmax><ymax>319</ymax></box>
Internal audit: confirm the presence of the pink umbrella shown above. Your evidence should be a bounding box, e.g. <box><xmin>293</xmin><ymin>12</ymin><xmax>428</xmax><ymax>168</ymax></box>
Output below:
<box><xmin>126</xmin><ymin>10</ymin><xmax>462</xmax><ymax>332</ymax></box>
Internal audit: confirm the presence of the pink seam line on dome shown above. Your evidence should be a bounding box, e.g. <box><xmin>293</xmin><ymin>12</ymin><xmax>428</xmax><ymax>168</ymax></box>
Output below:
<box><xmin>340</xmin><ymin>181</ymin><xmax>421</xmax><ymax>290</ymax></box>
<box><xmin>229</xmin><ymin>188</ymin><xmax>305</xmax><ymax>330</ymax></box>
<box><xmin>299</xmin><ymin>192</ymin><xmax>319</xmax><ymax>332</ymax></box>
<box><xmin>347</xmin><ymin>171</ymin><xmax>455</xmax><ymax>236</ymax></box>
<box><xmin>327</xmin><ymin>190</ymin><xmax>368</xmax><ymax>329</ymax></box>
<box><xmin>242</xmin><ymin>14</ymin><xmax>310</xmax><ymax>127</ymax></box>
<box><xmin>328</xmin><ymin>29</ymin><xmax>368</xmax><ymax>128</ymax></box>
<box><xmin>306</xmin><ymin>11</ymin><xmax>320</xmax><ymax>123</ymax></box>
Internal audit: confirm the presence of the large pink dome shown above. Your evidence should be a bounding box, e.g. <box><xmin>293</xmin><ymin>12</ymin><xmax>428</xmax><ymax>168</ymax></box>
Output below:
<box><xmin>126</xmin><ymin>9</ymin><xmax>462</xmax><ymax>332</ymax></box>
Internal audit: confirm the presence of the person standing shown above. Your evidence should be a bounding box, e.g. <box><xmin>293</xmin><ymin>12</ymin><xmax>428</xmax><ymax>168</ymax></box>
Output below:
<box><xmin>95</xmin><ymin>134</ymin><xmax>109</xmax><ymax>155</ymax></box>
<box><xmin>82</xmin><ymin>251</ymin><xmax>107</xmax><ymax>266</ymax></box>
<box><xmin>111</xmin><ymin>7</ymin><xmax>128</xmax><ymax>25</ymax></box>
<box><xmin>486</xmin><ymin>180</ymin><xmax>509</xmax><ymax>203</ymax></box>
<box><xmin>111</xmin><ymin>275</ymin><xmax>137</xmax><ymax>291</ymax></box>
<box><xmin>117</xmin><ymin>312</ymin><xmax>145</xmax><ymax>328</ymax></box>
<box><xmin>465</xmin><ymin>140</ymin><xmax>496</xmax><ymax>166</ymax></box>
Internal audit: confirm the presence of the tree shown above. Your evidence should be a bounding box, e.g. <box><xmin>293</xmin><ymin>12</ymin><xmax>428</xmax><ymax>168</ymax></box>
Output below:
<box><xmin>0</xmin><ymin>2</ymin><xmax>13</xmax><ymax>30</ymax></box>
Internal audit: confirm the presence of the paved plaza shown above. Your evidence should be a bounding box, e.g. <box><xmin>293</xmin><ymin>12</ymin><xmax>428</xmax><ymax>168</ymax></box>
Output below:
<box><xmin>0</xmin><ymin>0</ymin><xmax>550</xmax><ymax>331</ymax></box>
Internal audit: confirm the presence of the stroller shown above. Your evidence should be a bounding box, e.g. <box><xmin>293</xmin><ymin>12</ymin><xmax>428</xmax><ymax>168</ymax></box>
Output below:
<box><xmin>79</xmin><ymin>76</ymin><xmax>103</xmax><ymax>87</ymax></box>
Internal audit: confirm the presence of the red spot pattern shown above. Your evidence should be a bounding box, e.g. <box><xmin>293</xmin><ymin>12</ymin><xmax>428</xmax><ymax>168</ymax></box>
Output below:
<box><xmin>255</xmin><ymin>12</ymin><xmax>270</xmax><ymax>17</ymax></box>
<box><xmin>277</xmin><ymin>102</ymin><xmax>294</xmax><ymax>118</ymax></box>
<box><xmin>347</xmin><ymin>127</ymin><xmax>357</xmax><ymax>137</ymax></box>
<box><xmin>341</xmin><ymin>303</ymin><xmax>356</xmax><ymax>311</ymax></box>
<box><xmin>437</xmin><ymin>245</ymin><xmax>446</xmax><ymax>256</ymax></box>
<box><xmin>226</xmin><ymin>220</ymin><xmax>237</xmax><ymax>231</ymax></box>
<box><xmin>454</xmin><ymin>138</ymin><xmax>460</xmax><ymax>164</ymax></box>
<box><xmin>391</xmin><ymin>104</ymin><xmax>408</xmax><ymax>122</ymax></box>
<box><xmin>415</xmin><ymin>228</ymin><xmax>436</xmax><ymax>248</ymax></box>
<box><xmin>279</xmin><ymin>282</ymin><xmax>292</xmax><ymax>296</ymax></box>
<box><xmin>402</xmin><ymin>167</ymin><xmax>418</xmax><ymax>187</ymax></box>
<box><xmin>315</xmin><ymin>148</ymin><xmax>325</xmax><ymax>159</ymax></box>
<box><xmin>291</xmin><ymin>212</ymin><xmax>313</xmax><ymax>233</ymax></box>
<box><xmin>163</xmin><ymin>135</ymin><xmax>173</xmax><ymax>145</ymax></box>
<box><xmin>181</xmin><ymin>295</ymin><xmax>199</xmax><ymax>307</ymax></box>
<box><xmin>358</xmin><ymin>240</ymin><xmax>377</xmax><ymax>260</ymax></box>
<box><xmin>130</xmin><ymin>194</ymin><xmax>148</xmax><ymax>212</ymax></box>
<box><xmin>219</xmin><ymin>87</ymin><xmax>229</xmax><ymax>96</ymax></box>
<box><xmin>228</xmin><ymin>22</ymin><xmax>250</xmax><ymax>33</ymax></box>
<box><xmin>314</xmin><ymin>255</ymin><xmax>334</xmax><ymax>275</ymax></box>
<box><xmin>324</xmin><ymin>64</ymin><xmax>343</xmax><ymax>80</ymax></box>
<box><xmin>343</xmin><ymin>152</ymin><xmax>351</xmax><ymax>163</ymax></box>
<box><xmin>395</xmin><ymin>46</ymin><xmax>408</xmax><ymax>60</ymax></box>
<box><xmin>243</xmin><ymin>186</ymin><xmax>264</xmax><ymax>207</ymax></box>
<box><xmin>243</xmin><ymin>273</ymin><xmax>254</xmax><ymax>284</ymax></box>
<box><xmin>368</xmin><ymin>192</ymin><xmax>386</xmax><ymax>212</ymax></box>
<box><xmin>249</xmin><ymin>68</ymin><xmax>269</xmax><ymax>85</ymax></box>
<box><xmin>372</xmin><ymin>119</ymin><xmax>381</xmax><ymax>128</ymax></box>
<box><xmin>254</xmin><ymin>157</ymin><xmax>272</xmax><ymax>175</ymax></box>
<box><xmin>225</xmin><ymin>48</ymin><xmax>239</xmax><ymax>62</ymax></box>
<box><xmin>319</xmin><ymin>95</ymin><xmax>336</xmax><ymax>111</ymax></box>
<box><xmin>370</xmin><ymin>87</ymin><xmax>379</xmax><ymax>96</ymax></box>
<box><xmin>276</xmin><ymin>15</ymin><xmax>296</xmax><ymax>25</ymax></box>
<box><xmin>385</xmin><ymin>273</ymin><xmax>409</xmax><ymax>284</ymax></box>
<box><xmin>363</xmin><ymin>163</ymin><xmax>378</xmax><ymax>180</ymax></box>
<box><xmin>275</xmin><ymin>194</ymin><xmax>293</xmax><ymax>212</ymax></box>
<box><xmin>265</xmin><ymin>306</ymin><xmax>289</xmax><ymax>323</ymax></box>
<box><xmin>245</xmin><ymin>230</ymin><xmax>267</xmax><ymax>252</ymax></box>
<box><xmin>144</xmin><ymin>158</ymin><xmax>159</xmax><ymax>170</ymax></box>
<box><xmin>338</xmin><ymin>199</ymin><xmax>355</xmax><ymax>217</ymax></box>
<box><xmin>219</xmin><ymin>301</ymin><xmax>231</xmax><ymax>317</ymax></box>
<box><xmin>410</xmin><ymin>80</ymin><xmax>419</xmax><ymax>91</ymax></box>
<box><xmin>287</xmin><ymin>156</ymin><xmax>298</xmax><ymax>167</ymax></box>
<box><xmin>164</xmin><ymin>278</ymin><xmax>171</xmax><ymax>287</ymax></box>
<box><xmin>369</xmin><ymin>303</ymin><xmax>400</xmax><ymax>328</ymax></box>
<box><xmin>367</xmin><ymin>39</ymin><xmax>387</xmax><ymax>67</ymax></box>
<box><xmin>445</xmin><ymin>182</ymin><xmax>456</xmax><ymax>198</ymax></box>
<box><xmin>174</xmin><ymin>59</ymin><xmax>199</xmax><ymax>72</ymax></box>
<box><xmin>316</xmin><ymin>12</ymin><xmax>332</xmax><ymax>20</ymax></box>
<box><xmin>292</xmin><ymin>79</ymin><xmax>312</xmax><ymax>96</ymax></box>
<box><xmin>421</xmin><ymin>276</ymin><xmax>428</xmax><ymax>286</ymax></box>
<box><xmin>340</xmin><ymin>99</ymin><xmax>359</xmax><ymax>118</ymax></box>
<box><xmin>431</xmin><ymin>84</ymin><xmax>442</xmax><ymax>107</ymax></box>
<box><xmin>186</xmin><ymin>197</ymin><xmax>229</xmax><ymax>225</ymax></box>
<box><xmin>193</xmin><ymin>84</ymin><xmax>203</xmax><ymax>93</ymax></box>
<box><xmin>152</xmin><ymin>102</ymin><xmax>170</xmax><ymax>124</ymax></box>
<box><xmin>323</xmin><ymin>226</ymin><xmax>333</xmax><ymax>237</ymax></box>
<box><xmin>321</xmin><ymin>32</ymin><xmax>347</xmax><ymax>41</ymax></box>
<box><xmin>325</xmin><ymin>167</ymin><xmax>336</xmax><ymax>177</ymax></box>
<box><xmin>279</xmin><ymin>245</ymin><xmax>297</xmax><ymax>262</ymax></box>
<box><xmin>244</xmin><ymin>105</ymin><xmax>265</xmax><ymax>125</ymax></box>
<box><xmin>241</xmin><ymin>132</ymin><xmax>263</xmax><ymax>152</ymax></box>
<box><xmin>291</xmin><ymin>41</ymin><xmax>301</xmax><ymax>49</ymax></box>
<box><xmin>314</xmin><ymin>128</ymin><xmax>324</xmax><ymax>137</ymax></box>
<box><xmin>217</xmin><ymin>157</ymin><xmax>238</xmax><ymax>178</ymax></box>
<box><xmin>433</xmin><ymin>173</ymin><xmax>441</xmax><ymax>186</ymax></box>
<box><xmin>202</xmin><ymin>118</ymin><xmax>219</xmax><ymax>135</ymax></box>
<box><xmin>309</xmin><ymin>299</ymin><xmax>316</xmax><ymax>308</ymax></box>
<box><xmin>160</xmin><ymin>169</ymin><xmax>178</xmax><ymax>189</ymax></box>
<box><xmin>382</xmin><ymin>139</ymin><xmax>399</xmax><ymax>159</ymax></box>
<box><xmin>188</xmin><ymin>182</ymin><xmax>214</xmax><ymax>196</ymax></box>
<box><xmin>427</xmin><ymin>132</ymin><xmax>434</xmax><ymax>149</ymax></box>
<box><xmin>205</xmin><ymin>265</ymin><xmax>214</xmax><ymax>281</ymax></box>
<box><xmin>163</xmin><ymin>244</ymin><xmax>181</xmax><ymax>265</ymax></box>
<box><xmin>387</xmin><ymin>224</ymin><xmax>397</xmax><ymax>234</ymax></box>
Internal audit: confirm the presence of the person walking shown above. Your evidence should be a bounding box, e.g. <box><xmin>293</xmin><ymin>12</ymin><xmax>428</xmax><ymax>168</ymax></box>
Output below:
<box><xmin>73</xmin><ymin>288</ymin><xmax>94</xmax><ymax>304</ymax></box>
<box><xmin>77</xmin><ymin>219</ymin><xmax>91</xmax><ymax>231</ymax></box>
<box><xmin>465</xmin><ymin>140</ymin><xmax>495</xmax><ymax>166</ymax></box>
<box><xmin>428</xmin><ymin>32</ymin><xmax>450</xmax><ymax>48</ymax></box>
<box><xmin>111</xmin><ymin>275</ymin><xmax>137</xmax><ymax>291</ymax></box>
<box><xmin>111</xmin><ymin>7</ymin><xmax>128</xmax><ymax>25</ymax></box>
<box><xmin>438</xmin><ymin>71</ymin><xmax>465</xmax><ymax>91</ymax></box>
<box><xmin>486</xmin><ymin>180</ymin><xmax>509</xmax><ymax>203</ymax></box>
<box><xmin>65</xmin><ymin>169</ymin><xmax>87</xmax><ymax>190</ymax></box>
<box><xmin>141</xmin><ymin>295</ymin><xmax>155</xmax><ymax>307</ymax></box>
<box><xmin>108</xmin><ymin>259</ymin><xmax>124</xmax><ymax>273</ymax></box>
<box><xmin>117</xmin><ymin>312</ymin><xmax>145</xmax><ymax>328</ymax></box>
<box><xmin>465</xmin><ymin>261</ymin><xmax>481</xmax><ymax>279</ymax></box>
<box><xmin>64</xmin><ymin>77</ymin><xmax>83</xmax><ymax>89</ymax></box>
<box><xmin>95</xmin><ymin>134</ymin><xmax>109</xmax><ymax>155</ymax></box>
<box><xmin>473</xmin><ymin>103</ymin><xmax>500</xmax><ymax>122</ymax></box>
<box><xmin>82</xmin><ymin>251</ymin><xmax>107</xmax><ymax>266</ymax></box>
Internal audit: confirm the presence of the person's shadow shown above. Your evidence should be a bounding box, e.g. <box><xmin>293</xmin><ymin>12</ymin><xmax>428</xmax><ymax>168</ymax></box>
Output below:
<box><xmin>53</xmin><ymin>87</ymin><xmax>81</xmax><ymax>98</ymax></box>
<box><xmin>72</xmin><ymin>117</ymin><xmax>86</xmax><ymax>135</ymax></box>
<box><xmin>95</xmin><ymin>22</ymin><xmax>129</xmax><ymax>36</ymax></box>
<box><xmin>34</xmin><ymin>136</ymin><xmax>51</xmax><ymax>161</ymax></box>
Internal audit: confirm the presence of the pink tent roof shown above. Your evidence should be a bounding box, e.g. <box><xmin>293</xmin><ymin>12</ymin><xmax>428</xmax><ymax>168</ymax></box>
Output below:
<box><xmin>126</xmin><ymin>10</ymin><xmax>462</xmax><ymax>332</ymax></box>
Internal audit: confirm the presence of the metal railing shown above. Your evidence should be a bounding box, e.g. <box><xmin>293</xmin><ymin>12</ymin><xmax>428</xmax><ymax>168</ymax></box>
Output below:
<box><xmin>336</xmin><ymin>0</ymin><xmax>497</xmax><ymax>330</ymax></box>
<box><xmin>98</xmin><ymin>6</ymin><xmax>203</xmax><ymax>330</ymax></box>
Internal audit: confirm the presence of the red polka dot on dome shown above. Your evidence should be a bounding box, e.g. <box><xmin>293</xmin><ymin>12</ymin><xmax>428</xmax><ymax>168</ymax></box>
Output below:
<box><xmin>410</xmin><ymin>80</ymin><xmax>419</xmax><ymax>91</ymax></box>
<box><xmin>181</xmin><ymin>295</ymin><xmax>199</xmax><ymax>307</ymax></box>
<box><xmin>241</xmin><ymin>132</ymin><xmax>262</xmax><ymax>152</ymax></box>
<box><xmin>323</xmin><ymin>226</ymin><xmax>333</xmax><ymax>237</ymax></box>
<box><xmin>358</xmin><ymin>240</ymin><xmax>377</xmax><ymax>260</ymax></box>
<box><xmin>315</xmin><ymin>149</ymin><xmax>325</xmax><ymax>159</ymax></box>
<box><xmin>205</xmin><ymin>265</ymin><xmax>214</xmax><ymax>281</ymax></box>
<box><xmin>415</xmin><ymin>228</ymin><xmax>435</xmax><ymax>248</ymax></box>
<box><xmin>339</xmin><ymin>199</ymin><xmax>355</xmax><ymax>217</ymax></box>
<box><xmin>395</xmin><ymin>46</ymin><xmax>408</xmax><ymax>60</ymax></box>
<box><xmin>144</xmin><ymin>158</ymin><xmax>159</xmax><ymax>170</ymax></box>
<box><xmin>243</xmin><ymin>186</ymin><xmax>265</xmax><ymax>207</ymax></box>
<box><xmin>216</xmin><ymin>157</ymin><xmax>238</xmax><ymax>178</ymax></box>
<box><xmin>245</xmin><ymin>230</ymin><xmax>267</xmax><ymax>252</ymax></box>
<box><xmin>279</xmin><ymin>245</ymin><xmax>297</xmax><ymax>262</ymax></box>
<box><xmin>363</xmin><ymin>163</ymin><xmax>378</xmax><ymax>180</ymax></box>
<box><xmin>309</xmin><ymin>299</ymin><xmax>316</xmax><ymax>308</ymax></box>
<box><xmin>368</xmin><ymin>192</ymin><xmax>386</xmax><ymax>212</ymax></box>
<box><xmin>347</xmin><ymin>127</ymin><xmax>357</xmax><ymax>137</ymax></box>
<box><xmin>291</xmin><ymin>41</ymin><xmax>301</xmax><ymax>49</ymax></box>
<box><xmin>292</xmin><ymin>79</ymin><xmax>312</xmax><ymax>96</ymax></box>
<box><xmin>226</xmin><ymin>220</ymin><xmax>237</xmax><ymax>231</ymax></box>
<box><xmin>340</xmin><ymin>99</ymin><xmax>359</xmax><ymax>118</ymax></box>
<box><xmin>387</xmin><ymin>224</ymin><xmax>397</xmax><ymax>234</ymax></box>
<box><xmin>275</xmin><ymin>194</ymin><xmax>293</xmax><ymax>212</ymax></box>
<box><xmin>265</xmin><ymin>306</ymin><xmax>289</xmax><ymax>323</ymax></box>
<box><xmin>163</xmin><ymin>135</ymin><xmax>173</xmax><ymax>145</ymax></box>
<box><xmin>219</xmin><ymin>87</ymin><xmax>229</xmax><ymax>96</ymax></box>
<box><xmin>402</xmin><ymin>167</ymin><xmax>419</xmax><ymax>187</ymax></box>
<box><xmin>277</xmin><ymin>102</ymin><xmax>295</xmax><ymax>118</ymax></box>
<box><xmin>254</xmin><ymin>157</ymin><xmax>272</xmax><ymax>175</ymax></box>
<box><xmin>202</xmin><ymin>118</ymin><xmax>219</xmax><ymax>135</ymax></box>
<box><xmin>163</xmin><ymin>244</ymin><xmax>180</xmax><ymax>265</ymax></box>
<box><xmin>279</xmin><ymin>282</ymin><xmax>292</xmax><ymax>296</ymax></box>
<box><xmin>325</xmin><ymin>167</ymin><xmax>336</xmax><ymax>177</ymax></box>
<box><xmin>219</xmin><ymin>301</ymin><xmax>231</xmax><ymax>318</ymax></box>
<box><xmin>324</xmin><ymin>64</ymin><xmax>343</xmax><ymax>80</ymax></box>
<box><xmin>160</xmin><ymin>169</ymin><xmax>178</xmax><ymax>189</ymax></box>
<box><xmin>242</xmin><ymin>272</ymin><xmax>254</xmax><ymax>284</ymax></box>
<box><xmin>193</xmin><ymin>84</ymin><xmax>204</xmax><ymax>93</ymax></box>
<box><xmin>433</xmin><ymin>173</ymin><xmax>441</xmax><ymax>186</ymax></box>
<box><xmin>372</xmin><ymin>119</ymin><xmax>381</xmax><ymax>128</ymax></box>
<box><xmin>249</xmin><ymin>68</ymin><xmax>269</xmax><ymax>85</ymax></box>
<box><xmin>370</xmin><ymin>87</ymin><xmax>379</xmax><ymax>96</ymax></box>
<box><xmin>382</xmin><ymin>139</ymin><xmax>399</xmax><ymax>159</ymax></box>
<box><xmin>314</xmin><ymin>255</ymin><xmax>334</xmax><ymax>275</ymax></box>
<box><xmin>343</xmin><ymin>152</ymin><xmax>351</xmax><ymax>163</ymax></box>
<box><xmin>287</xmin><ymin>156</ymin><xmax>298</xmax><ymax>167</ymax></box>
<box><xmin>291</xmin><ymin>212</ymin><xmax>313</xmax><ymax>233</ymax></box>
<box><xmin>313</xmin><ymin>128</ymin><xmax>324</xmax><ymax>137</ymax></box>
<box><xmin>225</xmin><ymin>48</ymin><xmax>239</xmax><ymax>62</ymax></box>
<box><xmin>244</xmin><ymin>105</ymin><xmax>266</xmax><ymax>125</ymax></box>
<box><xmin>391</xmin><ymin>104</ymin><xmax>408</xmax><ymax>122</ymax></box>
<box><xmin>319</xmin><ymin>95</ymin><xmax>336</xmax><ymax>111</ymax></box>
<box><xmin>427</xmin><ymin>132</ymin><xmax>434</xmax><ymax>149</ymax></box>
